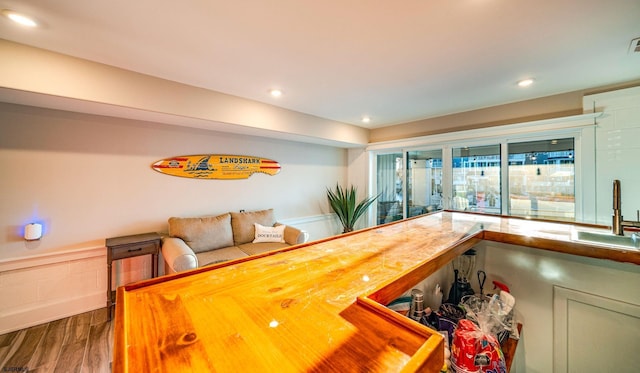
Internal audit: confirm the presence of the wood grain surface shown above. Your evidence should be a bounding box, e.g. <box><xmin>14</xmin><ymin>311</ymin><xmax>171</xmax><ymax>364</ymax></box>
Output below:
<box><xmin>0</xmin><ymin>308</ymin><xmax>112</xmax><ymax>372</ymax></box>
<box><xmin>113</xmin><ymin>211</ymin><xmax>640</xmax><ymax>372</ymax></box>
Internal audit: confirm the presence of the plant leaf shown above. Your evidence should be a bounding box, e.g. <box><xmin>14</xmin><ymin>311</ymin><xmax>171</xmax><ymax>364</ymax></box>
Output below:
<box><xmin>327</xmin><ymin>183</ymin><xmax>379</xmax><ymax>233</ymax></box>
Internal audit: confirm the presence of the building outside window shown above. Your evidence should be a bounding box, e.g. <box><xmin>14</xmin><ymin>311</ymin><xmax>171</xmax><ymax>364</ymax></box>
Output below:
<box><xmin>507</xmin><ymin>138</ymin><xmax>575</xmax><ymax>220</ymax></box>
<box><xmin>451</xmin><ymin>145</ymin><xmax>501</xmax><ymax>214</ymax></box>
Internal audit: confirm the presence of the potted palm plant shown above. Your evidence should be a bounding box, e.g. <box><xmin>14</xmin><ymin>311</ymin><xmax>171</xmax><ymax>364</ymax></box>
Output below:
<box><xmin>326</xmin><ymin>184</ymin><xmax>379</xmax><ymax>233</ymax></box>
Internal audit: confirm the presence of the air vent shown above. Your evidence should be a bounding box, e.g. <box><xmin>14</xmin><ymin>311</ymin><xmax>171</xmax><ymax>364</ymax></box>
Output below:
<box><xmin>630</xmin><ymin>37</ymin><xmax>640</xmax><ymax>54</ymax></box>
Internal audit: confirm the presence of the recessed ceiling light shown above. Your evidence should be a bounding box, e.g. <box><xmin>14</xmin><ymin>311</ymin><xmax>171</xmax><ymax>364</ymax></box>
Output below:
<box><xmin>517</xmin><ymin>78</ymin><xmax>534</xmax><ymax>88</ymax></box>
<box><xmin>361</xmin><ymin>116</ymin><xmax>371</xmax><ymax>124</ymax></box>
<box><xmin>269</xmin><ymin>89</ymin><xmax>283</xmax><ymax>97</ymax></box>
<box><xmin>2</xmin><ymin>10</ymin><xmax>38</xmax><ymax>27</ymax></box>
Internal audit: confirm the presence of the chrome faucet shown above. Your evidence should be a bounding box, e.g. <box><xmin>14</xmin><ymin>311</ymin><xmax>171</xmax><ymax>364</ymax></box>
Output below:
<box><xmin>612</xmin><ymin>179</ymin><xmax>640</xmax><ymax>235</ymax></box>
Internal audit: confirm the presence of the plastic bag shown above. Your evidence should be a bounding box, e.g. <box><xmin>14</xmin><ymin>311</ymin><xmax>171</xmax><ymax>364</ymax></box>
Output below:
<box><xmin>463</xmin><ymin>293</ymin><xmax>517</xmax><ymax>341</ymax></box>
<box><xmin>451</xmin><ymin>319</ymin><xmax>505</xmax><ymax>373</ymax></box>
<box><xmin>450</xmin><ymin>293</ymin><xmax>516</xmax><ymax>373</ymax></box>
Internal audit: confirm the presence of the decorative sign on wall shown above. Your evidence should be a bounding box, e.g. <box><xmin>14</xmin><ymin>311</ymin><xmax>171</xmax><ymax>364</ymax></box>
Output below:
<box><xmin>151</xmin><ymin>154</ymin><xmax>281</xmax><ymax>179</ymax></box>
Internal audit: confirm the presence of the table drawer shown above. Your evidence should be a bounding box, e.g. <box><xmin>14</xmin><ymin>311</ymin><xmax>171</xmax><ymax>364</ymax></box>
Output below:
<box><xmin>110</xmin><ymin>241</ymin><xmax>158</xmax><ymax>260</ymax></box>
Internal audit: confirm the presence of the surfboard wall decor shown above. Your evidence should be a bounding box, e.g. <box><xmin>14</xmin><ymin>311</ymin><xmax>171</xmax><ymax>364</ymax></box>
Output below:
<box><xmin>151</xmin><ymin>155</ymin><xmax>281</xmax><ymax>179</ymax></box>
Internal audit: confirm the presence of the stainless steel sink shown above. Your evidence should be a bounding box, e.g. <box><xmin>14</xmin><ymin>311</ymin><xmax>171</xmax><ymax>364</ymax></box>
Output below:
<box><xmin>574</xmin><ymin>231</ymin><xmax>640</xmax><ymax>249</ymax></box>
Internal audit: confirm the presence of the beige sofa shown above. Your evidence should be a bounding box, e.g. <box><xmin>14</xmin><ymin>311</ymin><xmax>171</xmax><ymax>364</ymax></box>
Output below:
<box><xmin>162</xmin><ymin>209</ymin><xmax>308</xmax><ymax>274</ymax></box>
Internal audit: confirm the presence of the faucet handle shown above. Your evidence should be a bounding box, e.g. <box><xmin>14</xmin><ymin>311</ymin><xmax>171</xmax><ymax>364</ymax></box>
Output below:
<box><xmin>613</xmin><ymin>180</ymin><xmax>622</xmax><ymax>209</ymax></box>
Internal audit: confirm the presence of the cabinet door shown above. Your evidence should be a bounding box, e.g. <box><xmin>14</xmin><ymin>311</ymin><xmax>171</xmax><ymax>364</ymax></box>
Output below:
<box><xmin>553</xmin><ymin>286</ymin><xmax>640</xmax><ymax>372</ymax></box>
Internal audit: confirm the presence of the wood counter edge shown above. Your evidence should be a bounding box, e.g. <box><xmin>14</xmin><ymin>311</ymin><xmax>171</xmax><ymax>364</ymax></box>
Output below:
<box><xmin>357</xmin><ymin>296</ymin><xmax>444</xmax><ymax>372</ymax></box>
<box><xmin>502</xmin><ymin>323</ymin><xmax>523</xmax><ymax>373</ymax></box>
<box><xmin>113</xmin><ymin>287</ymin><xmax>127</xmax><ymax>372</ymax></box>
<box><xmin>482</xmin><ymin>231</ymin><xmax>640</xmax><ymax>265</ymax></box>
<box><xmin>443</xmin><ymin>210</ymin><xmax>640</xmax><ymax>265</ymax></box>
<box><xmin>368</xmin><ymin>233</ymin><xmax>484</xmax><ymax>306</ymax></box>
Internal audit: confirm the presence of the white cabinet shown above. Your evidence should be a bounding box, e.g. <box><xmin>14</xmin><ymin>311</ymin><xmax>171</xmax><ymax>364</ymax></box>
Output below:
<box><xmin>553</xmin><ymin>286</ymin><xmax>640</xmax><ymax>372</ymax></box>
<box><xmin>479</xmin><ymin>241</ymin><xmax>640</xmax><ymax>373</ymax></box>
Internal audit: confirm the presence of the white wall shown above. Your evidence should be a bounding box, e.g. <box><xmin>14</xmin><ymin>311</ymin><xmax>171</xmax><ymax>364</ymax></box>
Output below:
<box><xmin>584</xmin><ymin>86</ymin><xmax>640</xmax><ymax>225</ymax></box>
<box><xmin>0</xmin><ymin>102</ymin><xmax>348</xmax><ymax>333</ymax></box>
<box><xmin>0</xmin><ymin>102</ymin><xmax>348</xmax><ymax>256</ymax></box>
<box><xmin>347</xmin><ymin>147</ymin><xmax>376</xmax><ymax>229</ymax></box>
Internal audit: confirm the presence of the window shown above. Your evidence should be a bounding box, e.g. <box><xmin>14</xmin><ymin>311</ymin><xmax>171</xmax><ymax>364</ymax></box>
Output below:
<box><xmin>376</xmin><ymin>153</ymin><xmax>404</xmax><ymax>224</ymax></box>
<box><xmin>407</xmin><ymin>150</ymin><xmax>443</xmax><ymax>218</ymax></box>
<box><xmin>508</xmin><ymin>138</ymin><xmax>575</xmax><ymax>220</ymax></box>
<box><xmin>370</xmin><ymin>119</ymin><xmax>588</xmax><ymax>225</ymax></box>
<box><xmin>451</xmin><ymin>145</ymin><xmax>501</xmax><ymax>214</ymax></box>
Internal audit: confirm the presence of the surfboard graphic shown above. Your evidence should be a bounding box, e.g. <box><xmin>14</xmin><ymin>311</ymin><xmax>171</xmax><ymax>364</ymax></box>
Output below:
<box><xmin>151</xmin><ymin>155</ymin><xmax>281</xmax><ymax>179</ymax></box>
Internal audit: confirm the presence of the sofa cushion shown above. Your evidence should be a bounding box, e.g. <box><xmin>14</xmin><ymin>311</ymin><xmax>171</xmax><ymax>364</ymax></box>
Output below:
<box><xmin>231</xmin><ymin>209</ymin><xmax>276</xmax><ymax>245</ymax></box>
<box><xmin>238</xmin><ymin>242</ymin><xmax>290</xmax><ymax>256</ymax></box>
<box><xmin>196</xmin><ymin>246</ymin><xmax>248</xmax><ymax>266</ymax></box>
<box><xmin>253</xmin><ymin>223</ymin><xmax>286</xmax><ymax>243</ymax></box>
<box><xmin>168</xmin><ymin>213</ymin><xmax>234</xmax><ymax>253</ymax></box>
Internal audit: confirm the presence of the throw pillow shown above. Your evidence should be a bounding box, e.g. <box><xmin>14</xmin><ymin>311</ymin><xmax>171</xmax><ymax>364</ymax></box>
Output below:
<box><xmin>168</xmin><ymin>213</ymin><xmax>234</xmax><ymax>253</ymax></box>
<box><xmin>231</xmin><ymin>209</ymin><xmax>276</xmax><ymax>244</ymax></box>
<box><xmin>253</xmin><ymin>223</ymin><xmax>285</xmax><ymax>243</ymax></box>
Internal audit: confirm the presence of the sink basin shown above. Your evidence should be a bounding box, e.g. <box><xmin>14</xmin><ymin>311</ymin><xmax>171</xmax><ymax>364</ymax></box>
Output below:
<box><xmin>574</xmin><ymin>231</ymin><xmax>640</xmax><ymax>249</ymax></box>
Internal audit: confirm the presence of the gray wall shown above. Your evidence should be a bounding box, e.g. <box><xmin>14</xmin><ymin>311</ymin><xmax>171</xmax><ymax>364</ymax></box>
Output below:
<box><xmin>0</xmin><ymin>102</ymin><xmax>347</xmax><ymax>261</ymax></box>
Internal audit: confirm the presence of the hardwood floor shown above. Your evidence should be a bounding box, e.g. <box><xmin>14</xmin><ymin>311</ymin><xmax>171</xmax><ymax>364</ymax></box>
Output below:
<box><xmin>0</xmin><ymin>308</ymin><xmax>113</xmax><ymax>373</ymax></box>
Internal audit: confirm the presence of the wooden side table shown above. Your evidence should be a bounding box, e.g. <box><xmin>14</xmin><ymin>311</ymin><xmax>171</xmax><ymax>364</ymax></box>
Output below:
<box><xmin>106</xmin><ymin>232</ymin><xmax>161</xmax><ymax>320</ymax></box>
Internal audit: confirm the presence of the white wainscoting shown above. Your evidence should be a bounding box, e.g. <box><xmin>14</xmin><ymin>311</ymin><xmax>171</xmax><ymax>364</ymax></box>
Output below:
<box><xmin>0</xmin><ymin>244</ymin><xmax>156</xmax><ymax>334</ymax></box>
<box><xmin>0</xmin><ymin>246</ymin><xmax>107</xmax><ymax>334</ymax></box>
<box><xmin>279</xmin><ymin>213</ymin><xmax>340</xmax><ymax>241</ymax></box>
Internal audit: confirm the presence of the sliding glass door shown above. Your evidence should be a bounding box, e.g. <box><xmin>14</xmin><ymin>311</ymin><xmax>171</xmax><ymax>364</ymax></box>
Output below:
<box><xmin>376</xmin><ymin>150</ymin><xmax>443</xmax><ymax>224</ymax></box>
<box><xmin>376</xmin><ymin>153</ymin><xmax>404</xmax><ymax>224</ymax></box>
<box><xmin>407</xmin><ymin>150</ymin><xmax>443</xmax><ymax>218</ymax></box>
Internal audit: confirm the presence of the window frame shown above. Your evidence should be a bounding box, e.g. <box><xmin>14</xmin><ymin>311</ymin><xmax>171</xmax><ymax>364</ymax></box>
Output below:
<box><xmin>367</xmin><ymin>114</ymin><xmax>597</xmax><ymax>223</ymax></box>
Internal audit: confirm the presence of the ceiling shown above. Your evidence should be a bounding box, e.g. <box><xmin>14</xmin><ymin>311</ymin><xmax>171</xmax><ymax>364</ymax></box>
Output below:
<box><xmin>0</xmin><ymin>0</ymin><xmax>639</xmax><ymax>129</ymax></box>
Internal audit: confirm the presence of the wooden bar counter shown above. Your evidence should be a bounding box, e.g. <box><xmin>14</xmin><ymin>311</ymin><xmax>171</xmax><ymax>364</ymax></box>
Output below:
<box><xmin>113</xmin><ymin>211</ymin><xmax>640</xmax><ymax>372</ymax></box>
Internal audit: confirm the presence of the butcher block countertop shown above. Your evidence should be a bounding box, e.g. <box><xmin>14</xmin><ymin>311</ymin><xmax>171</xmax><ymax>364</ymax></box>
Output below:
<box><xmin>113</xmin><ymin>211</ymin><xmax>640</xmax><ymax>372</ymax></box>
